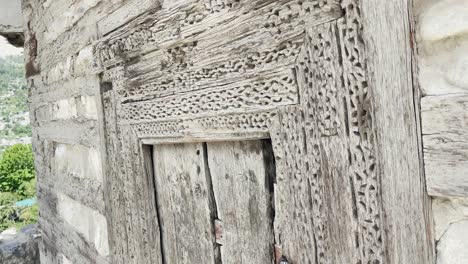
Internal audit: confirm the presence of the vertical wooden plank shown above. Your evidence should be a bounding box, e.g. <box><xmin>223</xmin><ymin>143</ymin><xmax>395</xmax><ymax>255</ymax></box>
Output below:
<box><xmin>360</xmin><ymin>0</ymin><xmax>435</xmax><ymax>263</ymax></box>
<box><xmin>153</xmin><ymin>143</ymin><xmax>216</xmax><ymax>264</ymax></box>
<box><xmin>206</xmin><ymin>140</ymin><xmax>275</xmax><ymax>264</ymax></box>
<box><xmin>318</xmin><ymin>135</ymin><xmax>359</xmax><ymax>263</ymax></box>
<box><xmin>270</xmin><ymin>107</ymin><xmax>320</xmax><ymax>264</ymax></box>
<box><xmin>101</xmin><ymin>75</ymin><xmax>163</xmax><ymax>264</ymax></box>
<box><xmin>100</xmin><ymin>86</ymin><xmax>132</xmax><ymax>264</ymax></box>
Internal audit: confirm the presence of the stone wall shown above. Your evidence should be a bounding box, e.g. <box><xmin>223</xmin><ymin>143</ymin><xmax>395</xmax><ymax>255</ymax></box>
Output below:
<box><xmin>0</xmin><ymin>225</ymin><xmax>40</xmax><ymax>264</ymax></box>
<box><xmin>415</xmin><ymin>0</ymin><xmax>468</xmax><ymax>263</ymax></box>
<box><xmin>22</xmin><ymin>1</ymin><xmax>164</xmax><ymax>262</ymax></box>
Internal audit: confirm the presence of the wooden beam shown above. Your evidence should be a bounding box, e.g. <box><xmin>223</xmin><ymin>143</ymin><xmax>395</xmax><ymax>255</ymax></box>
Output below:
<box><xmin>422</xmin><ymin>94</ymin><xmax>468</xmax><ymax>197</ymax></box>
<box><xmin>360</xmin><ymin>0</ymin><xmax>435</xmax><ymax>262</ymax></box>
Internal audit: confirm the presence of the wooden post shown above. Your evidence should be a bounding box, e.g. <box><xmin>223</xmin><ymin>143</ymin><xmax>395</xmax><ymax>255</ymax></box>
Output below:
<box><xmin>360</xmin><ymin>0</ymin><xmax>435</xmax><ymax>262</ymax></box>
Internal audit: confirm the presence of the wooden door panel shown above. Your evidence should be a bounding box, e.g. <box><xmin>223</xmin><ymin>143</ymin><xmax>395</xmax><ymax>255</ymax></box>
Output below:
<box><xmin>153</xmin><ymin>143</ymin><xmax>215</xmax><ymax>264</ymax></box>
<box><xmin>207</xmin><ymin>140</ymin><xmax>275</xmax><ymax>264</ymax></box>
<box><xmin>153</xmin><ymin>140</ymin><xmax>275</xmax><ymax>263</ymax></box>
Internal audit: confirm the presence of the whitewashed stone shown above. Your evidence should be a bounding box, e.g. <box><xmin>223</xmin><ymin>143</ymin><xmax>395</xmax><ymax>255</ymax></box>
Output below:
<box><xmin>74</xmin><ymin>46</ymin><xmax>96</xmax><ymax>76</ymax></box>
<box><xmin>420</xmin><ymin>0</ymin><xmax>468</xmax><ymax>42</ymax></box>
<box><xmin>53</xmin><ymin>99</ymin><xmax>78</xmax><ymax>120</ymax></box>
<box><xmin>46</xmin><ymin>57</ymin><xmax>74</xmax><ymax>84</ymax></box>
<box><xmin>418</xmin><ymin>36</ymin><xmax>468</xmax><ymax>95</ymax></box>
<box><xmin>57</xmin><ymin>193</ymin><xmax>109</xmax><ymax>257</ymax></box>
<box><xmin>36</xmin><ymin>96</ymin><xmax>98</xmax><ymax>122</ymax></box>
<box><xmin>437</xmin><ymin>220</ymin><xmax>468</xmax><ymax>264</ymax></box>
<box><xmin>433</xmin><ymin>197</ymin><xmax>468</xmax><ymax>240</ymax></box>
<box><xmin>445</xmin><ymin>49</ymin><xmax>468</xmax><ymax>90</ymax></box>
<box><xmin>77</xmin><ymin>96</ymin><xmax>99</xmax><ymax>120</ymax></box>
<box><xmin>419</xmin><ymin>59</ymin><xmax>468</xmax><ymax>95</ymax></box>
<box><xmin>54</xmin><ymin>144</ymin><xmax>103</xmax><ymax>182</ymax></box>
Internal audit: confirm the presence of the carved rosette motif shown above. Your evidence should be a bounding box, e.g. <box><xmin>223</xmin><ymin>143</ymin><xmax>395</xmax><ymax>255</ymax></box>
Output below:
<box><xmin>94</xmin><ymin>0</ymin><xmax>385</xmax><ymax>263</ymax></box>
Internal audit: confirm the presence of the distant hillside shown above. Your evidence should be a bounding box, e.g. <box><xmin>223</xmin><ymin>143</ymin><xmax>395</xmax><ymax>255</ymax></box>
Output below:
<box><xmin>0</xmin><ymin>55</ymin><xmax>31</xmax><ymax>154</ymax></box>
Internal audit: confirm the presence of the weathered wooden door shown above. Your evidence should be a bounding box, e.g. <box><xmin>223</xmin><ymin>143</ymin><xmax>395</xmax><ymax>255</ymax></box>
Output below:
<box><xmin>97</xmin><ymin>0</ymin><xmax>434</xmax><ymax>263</ymax></box>
<box><xmin>152</xmin><ymin>141</ymin><xmax>275</xmax><ymax>263</ymax></box>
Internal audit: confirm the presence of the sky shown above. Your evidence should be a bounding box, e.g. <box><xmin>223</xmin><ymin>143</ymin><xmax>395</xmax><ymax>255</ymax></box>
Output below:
<box><xmin>0</xmin><ymin>36</ymin><xmax>23</xmax><ymax>57</ymax></box>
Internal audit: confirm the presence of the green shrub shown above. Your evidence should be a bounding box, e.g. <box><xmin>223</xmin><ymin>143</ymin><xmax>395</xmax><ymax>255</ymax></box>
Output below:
<box><xmin>0</xmin><ymin>192</ymin><xmax>21</xmax><ymax>206</ymax></box>
<box><xmin>0</xmin><ymin>205</ymin><xmax>17</xmax><ymax>230</ymax></box>
<box><xmin>18</xmin><ymin>204</ymin><xmax>38</xmax><ymax>225</ymax></box>
<box><xmin>18</xmin><ymin>178</ymin><xmax>36</xmax><ymax>198</ymax></box>
<box><xmin>0</xmin><ymin>144</ymin><xmax>35</xmax><ymax>193</ymax></box>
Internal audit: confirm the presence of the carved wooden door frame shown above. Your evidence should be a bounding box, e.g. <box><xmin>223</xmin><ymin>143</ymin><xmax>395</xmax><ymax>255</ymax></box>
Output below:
<box><xmin>94</xmin><ymin>0</ymin><xmax>434</xmax><ymax>263</ymax></box>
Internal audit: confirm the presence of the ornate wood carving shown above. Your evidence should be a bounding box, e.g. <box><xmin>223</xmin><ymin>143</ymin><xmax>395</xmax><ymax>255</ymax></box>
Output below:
<box><xmin>95</xmin><ymin>0</ymin><xmax>434</xmax><ymax>263</ymax></box>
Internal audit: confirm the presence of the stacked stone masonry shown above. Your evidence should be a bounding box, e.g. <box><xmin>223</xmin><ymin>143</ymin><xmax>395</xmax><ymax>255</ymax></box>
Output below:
<box><xmin>22</xmin><ymin>0</ymin><xmax>125</xmax><ymax>263</ymax></box>
<box><xmin>415</xmin><ymin>0</ymin><xmax>468</xmax><ymax>263</ymax></box>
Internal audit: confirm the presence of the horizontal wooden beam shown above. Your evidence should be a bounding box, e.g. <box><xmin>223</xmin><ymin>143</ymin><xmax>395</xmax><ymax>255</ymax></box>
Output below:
<box><xmin>422</xmin><ymin>94</ymin><xmax>468</xmax><ymax>197</ymax></box>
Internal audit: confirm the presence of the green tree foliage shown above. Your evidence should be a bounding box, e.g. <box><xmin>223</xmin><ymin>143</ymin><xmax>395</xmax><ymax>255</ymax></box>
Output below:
<box><xmin>0</xmin><ymin>56</ymin><xmax>37</xmax><ymax>232</ymax></box>
<box><xmin>0</xmin><ymin>55</ymin><xmax>30</xmax><ymax>140</ymax></box>
<box><xmin>0</xmin><ymin>144</ymin><xmax>35</xmax><ymax>193</ymax></box>
<box><xmin>0</xmin><ymin>55</ymin><xmax>26</xmax><ymax>94</ymax></box>
<box><xmin>0</xmin><ymin>145</ymin><xmax>37</xmax><ymax>232</ymax></box>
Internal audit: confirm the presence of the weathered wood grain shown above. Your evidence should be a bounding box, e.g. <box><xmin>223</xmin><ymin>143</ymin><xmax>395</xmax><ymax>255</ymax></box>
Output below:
<box><xmin>206</xmin><ymin>140</ymin><xmax>275</xmax><ymax>264</ymax></box>
<box><xmin>97</xmin><ymin>0</ymin><xmax>161</xmax><ymax>37</ymax></box>
<box><xmin>153</xmin><ymin>143</ymin><xmax>216</xmax><ymax>264</ymax></box>
<box><xmin>269</xmin><ymin>20</ymin><xmax>361</xmax><ymax>263</ymax></box>
<box><xmin>94</xmin><ymin>0</ymin><xmax>342</xmax><ymax>70</ymax></box>
<box><xmin>422</xmin><ymin>94</ymin><xmax>468</xmax><ymax>197</ymax></box>
<box><xmin>361</xmin><ymin>0</ymin><xmax>435</xmax><ymax>262</ymax></box>
<box><xmin>101</xmin><ymin>87</ymin><xmax>162</xmax><ymax>264</ymax></box>
<box><xmin>92</xmin><ymin>0</ymin><xmax>436</xmax><ymax>263</ymax></box>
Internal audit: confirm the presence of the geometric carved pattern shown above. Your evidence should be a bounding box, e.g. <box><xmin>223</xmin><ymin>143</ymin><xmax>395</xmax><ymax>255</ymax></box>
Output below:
<box><xmin>121</xmin><ymin>41</ymin><xmax>303</xmax><ymax>102</ymax></box>
<box><xmin>94</xmin><ymin>0</ymin><xmax>387</xmax><ymax>263</ymax></box>
<box><xmin>273</xmin><ymin>21</ymin><xmax>343</xmax><ymax>263</ymax></box>
<box><xmin>133</xmin><ymin>111</ymin><xmax>276</xmax><ymax>138</ymax></box>
<box><xmin>95</xmin><ymin>0</ymin><xmax>344</xmax><ymax>134</ymax></box>
<box><xmin>339</xmin><ymin>0</ymin><xmax>384</xmax><ymax>262</ymax></box>
<box><xmin>272</xmin><ymin>11</ymin><xmax>384</xmax><ymax>262</ymax></box>
<box><xmin>121</xmin><ymin>71</ymin><xmax>297</xmax><ymax>123</ymax></box>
